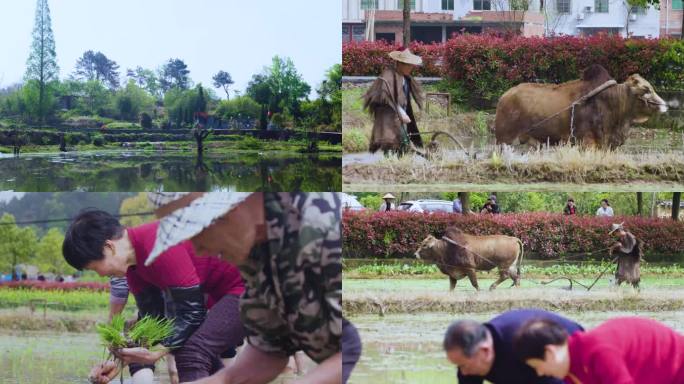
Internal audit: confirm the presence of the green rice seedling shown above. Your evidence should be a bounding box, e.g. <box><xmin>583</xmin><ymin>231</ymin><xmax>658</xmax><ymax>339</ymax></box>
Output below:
<box><xmin>95</xmin><ymin>314</ymin><xmax>127</xmax><ymax>349</ymax></box>
<box><xmin>128</xmin><ymin>315</ymin><xmax>175</xmax><ymax>349</ymax></box>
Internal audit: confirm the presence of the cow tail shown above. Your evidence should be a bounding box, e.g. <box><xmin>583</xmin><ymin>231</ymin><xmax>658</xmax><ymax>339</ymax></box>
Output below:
<box><xmin>516</xmin><ymin>239</ymin><xmax>525</xmax><ymax>276</ymax></box>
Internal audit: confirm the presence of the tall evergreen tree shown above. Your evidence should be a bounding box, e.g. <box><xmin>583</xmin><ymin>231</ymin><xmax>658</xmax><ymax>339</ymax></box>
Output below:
<box><xmin>25</xmin><ymin>0</ymin><xmax>59</xmax><ymax>123</ymax></box>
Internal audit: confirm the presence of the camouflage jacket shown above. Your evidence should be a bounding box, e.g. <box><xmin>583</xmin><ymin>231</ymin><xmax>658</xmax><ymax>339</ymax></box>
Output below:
<box><xmin>239</xmin><ymin>192</ymin><xmax>342</xmax><ymax>362</ymax></box>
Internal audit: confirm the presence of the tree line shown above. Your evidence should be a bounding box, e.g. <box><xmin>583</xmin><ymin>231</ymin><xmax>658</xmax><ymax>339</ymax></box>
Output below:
<box><xmin>0</xmin><ymin>0</ymin><xmax>341</xmax><ymax>132</ymax></box>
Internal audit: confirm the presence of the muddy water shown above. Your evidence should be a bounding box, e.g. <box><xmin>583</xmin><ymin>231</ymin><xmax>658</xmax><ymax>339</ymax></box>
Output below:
<box><xmin>0</xmin><ymin>331</ymin><xmax>306</xmax><ymax>384</ymax></box>
<box><xmin>347</xmin><ymin>310</ymin><xmax>684</xmax><ymax>384</ymax></box>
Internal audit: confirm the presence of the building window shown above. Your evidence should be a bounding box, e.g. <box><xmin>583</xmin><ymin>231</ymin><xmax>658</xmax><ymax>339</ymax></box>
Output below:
<box><xmin>473</xmin><ymin>0</ymin><xmax>492</xmax><ymax>10</ymax></box>
<box><xmin>398</xmin><ymin>0</ymin><xmax>416</xmax><ymax>10</ymax></box>
<box><xmin>442</xmin><ymin>0</ymin><xmax>455</xmax><ymax>10</ymax></box>
<box><xmin>343</xmin><ymin>25</ymin><xmax>350</xmax><ymax>42</ymax></box>
<box><xmin>352</xmin><ymin>25</ymin><xmax>366</xmax><ymax>41</ymax></box>
<box><xmin>594</xmin><ymin>0</ymin><xmax>608</xmax><ymax>12</ymax></box>
<box><xmin>673</xmin><ymin>0</ymin><xmax>683</xmax><ymax>10</ymax></box>
<box><xmin>630</xmin><ymin>5</ymin><xmax>646</xmax><ymax>13</ymax></box>
<box><xmin>361</xmin><ymin>0</ymin><xmax>378</xmax><ymax>10</ymax></box>
<box><xmin>556</xmin><ymin>0</ymin><xmax>570</xmax><ymax>13</ymax></box>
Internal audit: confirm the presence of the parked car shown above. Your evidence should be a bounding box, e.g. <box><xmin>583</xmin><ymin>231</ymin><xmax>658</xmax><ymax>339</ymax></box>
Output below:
<box><xmin>397</xmin><ymin>199</ymin><xmax>454</xmax><ymax>213</ymax></box>
<box><xmin>341</xmin><ymin>193</ymin><xmax>365</xmax><ymax>212</ymax></box>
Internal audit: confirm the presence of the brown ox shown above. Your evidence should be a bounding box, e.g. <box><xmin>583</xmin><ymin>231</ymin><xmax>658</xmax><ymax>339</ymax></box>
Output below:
<box><xmin>494</xmin><ymin>65</ymin><xmax>668</xmax><ymax>149</ymax></box>
<box><xmin>414</xmin><ymin>227</ymin><xmax>524</xmax><ymax>291</ymax></box>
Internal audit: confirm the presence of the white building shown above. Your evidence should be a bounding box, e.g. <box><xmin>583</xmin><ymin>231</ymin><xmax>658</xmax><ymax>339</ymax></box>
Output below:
<box><xmin>342</xmin><ymin>0</ymin><xmax>546</xmax><ymax>43</ymax></box>
<box><xmin>543</xmin><ymin>0</ymin><xmax>660</xmax><ymax>37</ymax></box>
<box><xmin>343</xmin><ymin>0</ymin><xmax>661</xmax><ymax>40</ymax></box>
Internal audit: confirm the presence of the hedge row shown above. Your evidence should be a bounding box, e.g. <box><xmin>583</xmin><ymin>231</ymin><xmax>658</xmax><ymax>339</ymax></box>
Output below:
<box><xmin>0</xmin><ymin>281</ymin><xmax>109</xmax><ymax>291</ymax></box>
<box><xmin>342</xmin><ymin>35</ymin><xmax>684</xmax><ymax>102</ymax></box>
<box><xmin>342</xmin><ymin>211</ymin><xmax>684</xmax><ymax>259</ymax></box>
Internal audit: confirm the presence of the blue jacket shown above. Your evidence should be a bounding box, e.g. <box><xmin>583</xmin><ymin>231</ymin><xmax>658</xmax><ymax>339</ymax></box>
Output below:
<box><xmin>457</xmin><ymin>309</ymin><xmax>583</xmax><ymax>384</ymax></box>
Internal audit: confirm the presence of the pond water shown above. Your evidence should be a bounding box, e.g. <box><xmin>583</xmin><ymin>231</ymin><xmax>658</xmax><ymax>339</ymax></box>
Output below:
<box><xmin>346</xmin><ymin>310</ymin><xmax>684</xmax><ymax>384</ymax></box>
<box><xmin>0</xmin><ymin>150</ymin><xmax>341</xmax><ymax>192</ymax></box>
<box><xmin>0</xmin><ymin>330</ymin><xmax>309</xmax><ymax>383</ymax></box>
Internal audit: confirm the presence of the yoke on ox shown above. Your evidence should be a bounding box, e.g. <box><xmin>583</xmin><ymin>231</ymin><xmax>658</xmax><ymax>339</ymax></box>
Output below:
<box><xmin>414</xmin><ymin>227</ymin><xmax>524</xmax><ymax>291</ymax></box>
<box><xmin>494</xmin><ymin>64</ymin><xmax>668</xmax><ymax>149</ymax></box>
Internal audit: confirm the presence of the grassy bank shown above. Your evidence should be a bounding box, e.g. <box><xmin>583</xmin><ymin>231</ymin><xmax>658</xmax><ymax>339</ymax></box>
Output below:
<box><xmin>344</xmin><ymin>261</ymin><xmax>684</xmax><ymax>279</ymax></box>
<box><xmin>343</xmin><ymin>144</ymin><xmax>684</xmax><ymax>187</ymax></box>
<box><xmin>1</xmin><ymin>136</ymin><xmax>341</xmax><ymax>154</ymax></box>
<box><xmin>0</xmin><ymin>288</ymin><xmax>111</xmax><ymax>311</ymax></box>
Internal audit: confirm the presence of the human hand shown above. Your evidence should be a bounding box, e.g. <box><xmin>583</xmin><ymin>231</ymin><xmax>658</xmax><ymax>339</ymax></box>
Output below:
<box><xmin>88</xmin><ymin>360</ymin><xmax>119</xmax><ymax>384</ymax></box>
<box><xmin>114</xmin><ymin>347</ymin><xmax>163</xmax><ymax>365</ymax></box>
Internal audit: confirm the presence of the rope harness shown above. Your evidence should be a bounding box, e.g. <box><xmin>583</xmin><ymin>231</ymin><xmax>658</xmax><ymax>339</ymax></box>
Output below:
<box><xmin>524</xmin><ymin>79</ymin><xmax>618</xmax><ymax>144</ymax></box>
<box><xmin>423</xmin><ymin>237</ymin><xmax>617</xmax><ymax>291</ymax></box>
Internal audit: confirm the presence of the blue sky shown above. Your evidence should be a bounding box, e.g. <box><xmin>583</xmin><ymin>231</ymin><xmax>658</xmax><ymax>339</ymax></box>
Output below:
<box><xmin>0</xmin><ymin>0</ymin><xmax>341</xmax><ymax>98</ymax></box>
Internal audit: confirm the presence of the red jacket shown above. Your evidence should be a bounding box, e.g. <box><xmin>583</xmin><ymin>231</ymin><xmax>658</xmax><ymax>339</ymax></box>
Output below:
<box><xmin>567</xmin><ymin>317</ymin><xmax>684</xmax><ymax>384</ymax></box>
<box><xmin>126</xmin><ymin>221</ymin><xmax>244</xmax><ymax>308</ymax></box>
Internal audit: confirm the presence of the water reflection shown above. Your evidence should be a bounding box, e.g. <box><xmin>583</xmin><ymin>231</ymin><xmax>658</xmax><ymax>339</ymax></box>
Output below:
<box><xmin>0</xmin><ymin>150</ymin><xmax>341</xmax><ymax>192</ymax></box>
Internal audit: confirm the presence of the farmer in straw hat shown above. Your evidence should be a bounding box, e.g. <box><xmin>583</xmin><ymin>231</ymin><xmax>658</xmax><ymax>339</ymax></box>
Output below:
<box><xmin>379</xmin><ymin>193</ymin><xmax>396</xmax><ymax>212</ymax></box>
<box><xmin>608</xmin><ymin>222</ymin><xmax>643</xmax><ymax>289</ymax></box>
<box><xmin>62</xmin><ymin>208</ymin><xmax>246</xmax><ymax>383</ymax></box>
<box><xmin>363</xmin><ymin>48</ymin><xmax>424</xmax><ymax>155</ymax></box>
<box><xmin>143</xmin><ymin>192</ymin><xmax>360</xmax><ymax>384</ymax></box>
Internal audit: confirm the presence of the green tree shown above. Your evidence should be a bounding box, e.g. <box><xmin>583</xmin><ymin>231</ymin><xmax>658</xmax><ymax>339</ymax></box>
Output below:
<box><xmin>212</xmin><ymin>70</ymin><xmax>234</xmax><ymax>100</ymax></box>
<box><xmin>25</xmin><ymin>0</ymin><xmax>59</xmax><ymax>124</ymax></box>
<box><xmin>246</xmin><ymin>73</ymin><xmax>273</xmax><ymax>130</ymax></box>
<box><xmin>35</xmin><ymin>228</ymin><xmax>73</xmax><ymax>274</ymax></box>
<box><xmin>127</xmin><ymin>66</ymin><xmax>161</xmax><ymax>99</ymax></box>
<box><xmin>73</xmin><ymin>50</ymin><xmax>120</xmax><ymax>90</ymax></box>
<box><xmin>267</xmin><ymin>56</ymin><xmax>311</xmax><ymax>117</ymax></box>
<box><xmin>215</xmin><ymin>95</ymin><xmax>261</xmax><ymax>121</ymax></box>
<box><xmin>159</xmin><ymin>58</ymin><xmax>191</xmax><ymax>93</ymax></box>
<box><xmin>81</xmin><ymin>80</ymin><xmax>112</xmax><ymax>116</ymax></box>
<box><xmin>114</xmin><ymin>80</ymin><xmax>155</xmax><ymax>121</ymax></box>
<box><xmin>0</xmin><ymin>214</ymin><xmax>38</xmax><ymax>276</ymax></box>
<box><xmin>119</xmin><ymin>193</ymin><xmax>154</xmax><ymax>227</ymax></box>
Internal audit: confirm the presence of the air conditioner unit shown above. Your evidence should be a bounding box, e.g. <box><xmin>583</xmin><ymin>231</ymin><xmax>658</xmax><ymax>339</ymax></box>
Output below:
<box><xmin>583</xmin><ymin>6</ymin><xmax>592</xmax><ymax>12</ymax></box>
<box><xmin>576</xmin><ymin>12</ymin><xmax>585</xmax><ymax>20</ymax></box>
<box><xmin>629</xmin><ymin>13</ymin><xmax>637</xmax><ymax>21</ymax></box>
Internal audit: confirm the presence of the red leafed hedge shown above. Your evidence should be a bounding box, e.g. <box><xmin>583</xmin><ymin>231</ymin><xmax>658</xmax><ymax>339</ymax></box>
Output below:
<box><xmin>342</xmin><ymin>211</ymin><xmax>684</xmax><ymax>260</ymax></box>
<box><xmin>0</xmin><ymin>281</ymin><xmax>110</xmax><ymax>291</ymax></box>
<box><xmin>342</xmin><ymin>40</ymin><xmax>445</xmax><ymax>78</ymax></box>
<box><xmin>343</xmin><ymin>35</ymin><xmax>684</xmax><ymax>101</ymax></box>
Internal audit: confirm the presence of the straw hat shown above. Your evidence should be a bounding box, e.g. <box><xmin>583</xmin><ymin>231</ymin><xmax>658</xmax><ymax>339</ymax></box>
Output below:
<box><xmin>609</xmin><ymin>222</ymin><xmax>625</xmax><ymax>234</ymax></box>
<box><xmin>388</xmin><ymin>49</ymin><xmax>423</xmax><ymax>66</ymax></box>
<box><xmin>383</xmin><ymin>193</ymin><xmax>396</xmax><ymax>199</ymax></box>
<box><xmin>145</xmin><ymin>192</ymin><xmax>254</xmax><ymax>266</ymax></box>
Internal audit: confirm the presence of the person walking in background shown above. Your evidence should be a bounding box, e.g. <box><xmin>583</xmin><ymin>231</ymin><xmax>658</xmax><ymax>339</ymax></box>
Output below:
<box><xmin>489</xmin><ymin>195</ymin><xmax>501</xmax><ymax>214</ymax></box>
<box><xmin>608</xmin><ymin>223</ymin><xmax>643</xmax><ymax>289</ymax></box>
<box><xmin>513</xmin><ymin>317</ymin><xmax>684</xmax><ymax>384</ymax></box>
<box><xmin>563</xmin><ymin>198</ymin><xmax>576</xmax><ymax>215</ymax></box>
<box><xmin>453</xmin><ymin>196</ymin><xmax>463</xmax><ymax>214</ymax></box>
<box><xmin>596</xmin><ymin>199</ymin><xmax>614</xmax><ymax>217</ymax></box>
<box><xmin>379</xmin><ymin>193</ymin><xmax>396</xmax><ymax>212</ymax></box>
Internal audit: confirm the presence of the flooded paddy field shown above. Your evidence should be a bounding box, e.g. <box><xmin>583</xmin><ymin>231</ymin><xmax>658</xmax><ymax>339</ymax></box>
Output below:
<box><xmin>0</xmin><ymin>150</ymin><xmax>341</xmax><ymax>192</ymax></box>
<box><xmin>0</xmin><ymin>328</ymin><xmax>312</xmax><ymax>384</ymax></box>
<box><xmin>346</xmin><ymin>310</ymin><xmax>684</xmax><ymax>384</ymax></box>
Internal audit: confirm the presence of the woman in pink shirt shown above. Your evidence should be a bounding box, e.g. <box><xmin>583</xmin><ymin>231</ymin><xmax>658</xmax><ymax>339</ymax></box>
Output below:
<box><xmin>512</xmin><ymin>316</ymin><xmax>684</xmax><ymax>384</ymax></box>
<box><xmin>63</xmin><ymin>209</ymin><xmax>246</xmax><ymax>383</ymax></box>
